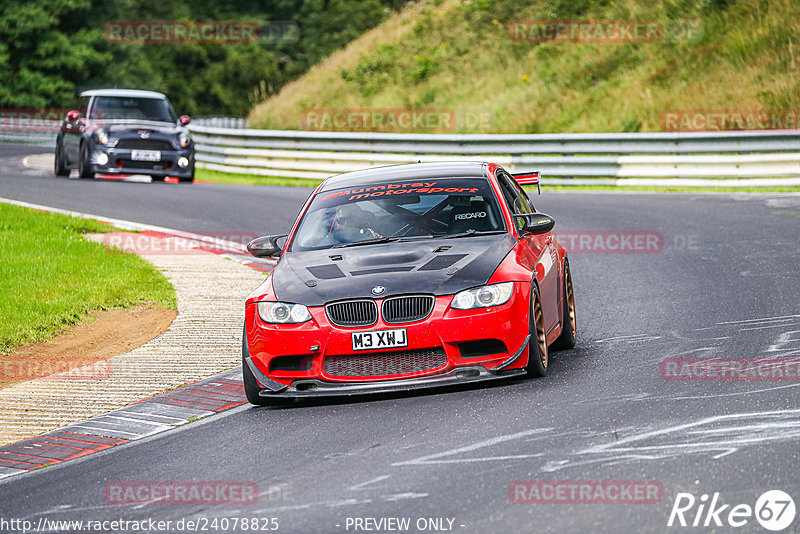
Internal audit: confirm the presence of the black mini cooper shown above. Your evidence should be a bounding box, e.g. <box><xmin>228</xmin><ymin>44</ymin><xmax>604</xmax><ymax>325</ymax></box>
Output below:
<box><xmin>54</xmin><ymin>89</ymin><xmax>195</xmax><ymax>182</ymax></box>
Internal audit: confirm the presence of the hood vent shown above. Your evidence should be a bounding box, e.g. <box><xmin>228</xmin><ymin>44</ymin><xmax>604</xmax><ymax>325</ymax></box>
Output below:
<box><xmin>419</xmin><ymin>254</ymin><xmax>467</xmax><ymax>271</ymax></box>
<box><xmin>307</xmin><ymin>264</ymin><xmax>346</xmax><ymax>279</ymax></box>
<box><xmin>350</xmin><ymin>266</ymin><xmax>414</xmax><ymax>276</ymax></box>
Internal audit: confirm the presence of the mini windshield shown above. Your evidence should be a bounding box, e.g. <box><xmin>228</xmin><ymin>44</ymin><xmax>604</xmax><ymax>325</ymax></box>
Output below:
<box><xmin>89</xmin><ymin>96</ymin><xmax>176</xmax><ymax>122</ymax></box>
<box><xmin>291</xmin><ymin>178</ymin><xmax>506</xmax><ymax>251</ymax></box>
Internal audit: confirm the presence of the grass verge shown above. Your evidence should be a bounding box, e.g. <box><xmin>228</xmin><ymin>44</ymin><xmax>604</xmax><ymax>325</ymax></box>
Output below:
<box><xmin>196</xmin><ymin>167</ymin><xmax>323</xmax><ymax>187</ymax></box>
<box><xmin>0</xmin><ymin>203</ymin><xmax>176</xmax><ymax>353</ymax></box>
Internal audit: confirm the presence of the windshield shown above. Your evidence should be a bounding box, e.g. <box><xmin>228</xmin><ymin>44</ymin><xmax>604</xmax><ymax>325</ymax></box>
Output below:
<box><xmin>290</xmin><ymin>177</ymin><xmax>506</xmax><ymax>251</ymax></box>
<box><xmin>89</xmin><ymin>96</ymin><xmax>176</xmax><ymax>122</ymax></box>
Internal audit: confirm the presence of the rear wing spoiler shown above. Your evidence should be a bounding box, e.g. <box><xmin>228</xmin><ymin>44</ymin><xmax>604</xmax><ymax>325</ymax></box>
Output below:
<box><xmin>512</xmin><ymin>171</ymin><xmax>541</xmax><ymax>195</ymax></box>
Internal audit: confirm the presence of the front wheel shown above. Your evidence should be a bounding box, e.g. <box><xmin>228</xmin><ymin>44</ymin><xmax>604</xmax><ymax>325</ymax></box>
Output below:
<box><xmin>242</xmin><ymin>328</ymin><xmax>293</xmax><ymax>407</ymax></box>
<box><xmin>78</xmin><ymin>143</ymin><xmax>95</xmax><ymax>179</ymax></box>
<box><xmin>550</xmin><ymin>260</ymin><xmax>577</xmax><ymax>351</ymax></box>
<box><xmin>54</xmin><ymin>140</ymin><xmax>69</xmax><ymax>176</ymax></box>
<box><xmin>179</xmin><ymin>166</ymin><xmax>195</xmax><ymax>183</ymax></box>
<box><xmin>242</xmin><ymin>356</ymin><xmax>294</xmax><ymax>407</ymax></box>
<box><xmin>525</xmin><ymin>283</ymin><xmax>549</xmax><ymax>378</ymax></box>
<box><xmin>243</xmin><ymin>354</ymin><xmax>272</xmax><ymax>406</ymax></box>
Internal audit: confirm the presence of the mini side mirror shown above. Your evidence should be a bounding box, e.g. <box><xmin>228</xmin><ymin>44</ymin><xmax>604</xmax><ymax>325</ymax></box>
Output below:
<box><xmin>516</xmin><ymin>213</ymin><xmax>555</xmax><ymax>235</ymax></box>
<box><xmin>247</xmin><ymin>234</ymin><xmax>288</xmax><ymax>258</ymax></box>
<box><xmin>179</xmin><ymin>115</ymin><xmax>191</xmax><ymax>126</ymax></box>
<box><xmin>66</xmin><ymin>110</ymin><xmax>81</xmax><ymax>121</ymax></box>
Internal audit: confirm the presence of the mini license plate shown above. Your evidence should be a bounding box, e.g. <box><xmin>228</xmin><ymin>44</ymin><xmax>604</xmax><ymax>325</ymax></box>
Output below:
<box><xmin>352</xmin><ymin>328</ymin><xmax>408</xmax><ymax>351</ymax></box>
<box><xmin>131</xmin><ymin>150</ymin><xmax>161</xmax><ymax>161</ymax></box>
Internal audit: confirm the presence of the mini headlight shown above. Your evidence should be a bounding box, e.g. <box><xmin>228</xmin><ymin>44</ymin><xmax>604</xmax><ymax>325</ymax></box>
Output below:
<box><xmin>257</xmin><ymin>302</ymin><xmax>311</xmax><ymax>324</ymax></box>
<box><xmin>179</xmin><ymin>132</ymin><xmax>190</xmax><ymax>148</ymax></box>
<box><xmin>451</xmin><ymin>282</ymin><xmax>514</xmax><ymax>310</ymax></box>
<box><xmin>95</xmin><ymin>130</ymin><xmax>109</xmax><ymax>144</ymax></box>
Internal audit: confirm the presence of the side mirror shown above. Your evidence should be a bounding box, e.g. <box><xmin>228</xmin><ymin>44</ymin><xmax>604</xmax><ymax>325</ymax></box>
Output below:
<box><xmin>66</xmin><ymin>110</ymin><xmax>81</xmax><ymax>121</ymax></box>
<box><xmin>516</xmin><ymin>213</ymin><xmax>555</xmax><ymax>235</ymax></box>
<box><xmin>247</xmin><ymin>234</ymin><xmax>288</xmax><ymax>258</ymax></box>
<box><xmin>179</xmin><ymin>115</ymin><xmax>191</xmax><ymax>126</ymax></box>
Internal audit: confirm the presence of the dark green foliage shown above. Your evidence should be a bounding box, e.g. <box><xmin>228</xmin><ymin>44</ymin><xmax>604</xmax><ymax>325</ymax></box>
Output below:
<box><xmin>0</xmin><ymin>0</ymin><xmax>409</xmax><ymax>115</ymax></box>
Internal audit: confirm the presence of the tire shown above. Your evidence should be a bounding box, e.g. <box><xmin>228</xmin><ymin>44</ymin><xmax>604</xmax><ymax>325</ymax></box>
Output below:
<box><xmin>243</xmin><ymin>353</ymin><xmax>272</xmax><ymax>406</ymax></box>
<box><xmin>179</xmin><ymin>165</ymin><xmax>195</xmax><ymax>183</ymax></box>
<box><xmin>54</xmin><ymin>140</ymin><xmax>69</xmax><ymax>176</ymax></box>
<box><xmin>78</xmin><ymin>143</ymin><xmax>95</xmax><ymax>179</ymax></box>
<box><xmin>551</xmin><ymin>260</ymin><xmax>577</xmax><ymax>351</ymax></box>
<box><xmin>242</xmin><ymin>327</ymin><xmax>293</xmax><ymax>407</ymax></box>
<box><xmin>525</xmin><ymin>283</ymin><xmax>549</xmax><ymax>378</ymax></box>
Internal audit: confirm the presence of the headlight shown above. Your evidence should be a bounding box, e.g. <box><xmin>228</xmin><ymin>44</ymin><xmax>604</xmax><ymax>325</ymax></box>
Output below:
<box><xmin>95</xmin><ymin>130</ymin><xmax>109</xmax><ymax>144</ymax></box>
<box><xmin>451</xmin><ymin>282</ymin><xmax>514</xmax><ymax>310</ymax></box>
<box><xmin>257</xmin><ymin>302</ymin><xmax>312</xmax><ymax>324</ymax></box>
<box><xmin>179</xmin><ymin>132</ymin><xmax>190</xmax><ymax>148</ymax></box>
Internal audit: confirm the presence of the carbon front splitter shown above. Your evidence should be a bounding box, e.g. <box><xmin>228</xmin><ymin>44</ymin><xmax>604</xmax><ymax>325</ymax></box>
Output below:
<box><xmin>257</xmin><ymin>366</ymin><xmax>527</xmax><ymax>399</ymax></box>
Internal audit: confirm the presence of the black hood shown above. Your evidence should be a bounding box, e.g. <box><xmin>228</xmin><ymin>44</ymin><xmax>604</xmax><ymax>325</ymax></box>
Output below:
<box><xmin>272</xmin><ymin>234</ymin><xmax>517</xmax><ymax>306</ymax></box>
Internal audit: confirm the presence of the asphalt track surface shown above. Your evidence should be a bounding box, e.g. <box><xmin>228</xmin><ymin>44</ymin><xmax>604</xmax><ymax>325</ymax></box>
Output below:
<box><xmin>2</xmin><ymin>143</ymin><xmax>800</xmax><ymax>533</ymax></box>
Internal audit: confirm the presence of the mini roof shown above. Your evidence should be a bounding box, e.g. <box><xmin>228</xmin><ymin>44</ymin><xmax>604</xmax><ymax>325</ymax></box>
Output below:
<box><xmin>320</xmin><ymin>162</ymin><xmax>489</xmax><ymax>191</ymax></box>
<box><xmin>80</xmin><ymin>89</ymin><xmax>167</xmax><ymax>99</ymax></box>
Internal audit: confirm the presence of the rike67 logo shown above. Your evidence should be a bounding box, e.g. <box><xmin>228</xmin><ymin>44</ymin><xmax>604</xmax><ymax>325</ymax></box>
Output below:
<box><xmin>668</xmin><ymin>490</ymin><xmax>796</xmax><ymax>531</ymax></box>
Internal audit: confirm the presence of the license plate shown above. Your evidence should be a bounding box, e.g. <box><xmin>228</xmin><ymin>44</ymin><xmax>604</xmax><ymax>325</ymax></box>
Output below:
<box><xmin>352</xmin><ymin>328</ymin><xmax>408</xmax><ymax>351</ymax></box>
<box><xmin>131</xmin><ymin>150</ymin><xmax>161</xmax><ymax>161</ymax></box>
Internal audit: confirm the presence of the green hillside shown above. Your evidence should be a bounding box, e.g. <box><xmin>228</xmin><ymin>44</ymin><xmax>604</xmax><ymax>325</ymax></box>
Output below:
<box><xmin>248</xmin><ymin>0</ymin><xmax>800</xmax><ymax>133</ymax></box>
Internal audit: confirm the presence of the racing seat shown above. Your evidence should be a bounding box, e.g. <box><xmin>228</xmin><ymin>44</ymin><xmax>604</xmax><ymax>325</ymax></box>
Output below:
<box><xmin>449</xmin><ymin>199</ymin><xmax>496</xmax><ymax>234</ymax></box>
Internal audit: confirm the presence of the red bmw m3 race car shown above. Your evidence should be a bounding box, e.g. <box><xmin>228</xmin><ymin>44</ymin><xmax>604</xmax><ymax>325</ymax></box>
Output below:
<box><xmin>242</xmin><ymin>162</ymin><xmax>576</xmax><ymax>405</ymax></box>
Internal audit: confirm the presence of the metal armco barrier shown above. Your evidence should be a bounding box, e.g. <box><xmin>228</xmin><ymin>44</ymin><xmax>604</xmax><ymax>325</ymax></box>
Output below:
<box><xmin>188</xmin><ymin>126</ymin><xmax>800</xmax><ymax>186</ymax></box>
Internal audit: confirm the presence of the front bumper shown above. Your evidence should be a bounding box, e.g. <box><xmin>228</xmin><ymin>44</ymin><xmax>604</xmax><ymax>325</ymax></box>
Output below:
<box><xmin>246</xmin><ymin>357</ymin><xmax>527</xmax><ymax>398</ymax></box>
<box><xmin>245</xmin><ymin>285</ymin><xmax>532</xmax><ymax>398</ymax></box>
<box><xmin>89</xmin><ymin>146</ymin><xmax>194</xmax><ymax>178</ymax></box>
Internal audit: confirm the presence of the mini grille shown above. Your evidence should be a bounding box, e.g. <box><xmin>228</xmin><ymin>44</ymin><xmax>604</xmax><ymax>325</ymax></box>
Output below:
<box><xmin>325</xmin><ymin>348</ymin><xmax>446</xmax><ymax>377</ymax></box>
<box><xmin>326</xmin><ymin>300</ymin><xmax>377</xmax><ymax>327</ymax></box>
<box><xmin>121</xmin><ymin>160</ymin><xmax>162</xmax><ymax>169</ymax></box>
<box><xmin>382</xmin><ymin>295</ymin><xmax>435</xmax><ymax>324</ymax></box>
<box><xmin>116</xmin><ymin>139</ymin><xmax>175</xmax><ymax>151</ymax></box>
